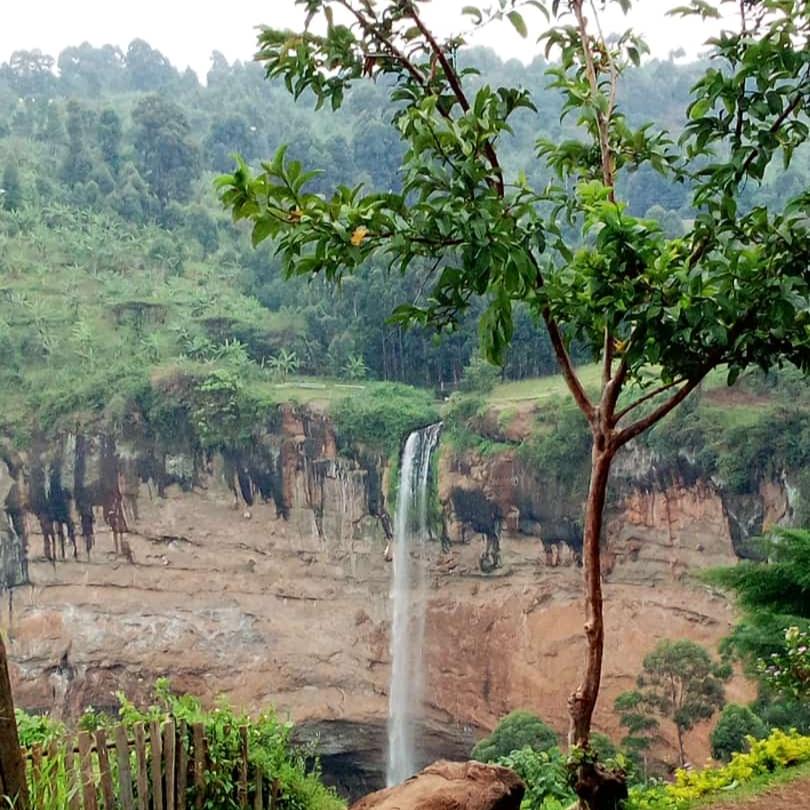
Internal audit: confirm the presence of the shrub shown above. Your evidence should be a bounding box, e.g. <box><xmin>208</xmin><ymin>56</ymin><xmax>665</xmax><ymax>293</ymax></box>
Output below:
<box><xmin>19</xmin><ymin>681</ymin><xmax>344</xmax><ymax>810</ymax></box>
<box><xmin>331</xmin><ymin>382</ymin><xmax>438</xmax><ymax>456</ymax></box>
<box><xmin>497</xmin><ymin>746</ymin><xmax>575</xmax><ymax>810</ymax></box>
<box><xmin>472</xmin><ymin>710</ymin><xmax>558</xmax><ymax>763</ymax></box>
<box><xmin>626</xmin><ymin>729</ymin><xmax>810</xmax><ymax>810</ymax></box>
<box><xmin>15</xmin><ymin>709</ymin><xmax>64</xmax><ymax>747</ymax></box>
<box><xmin>711</xmin><ymin>704</ymin><xmax>767</xmax><ymax>762</ymax></box>
<box><xmin>459</xmin><ymin>355</ymin><xmax>500</xmax><ymax>394</ymax></box>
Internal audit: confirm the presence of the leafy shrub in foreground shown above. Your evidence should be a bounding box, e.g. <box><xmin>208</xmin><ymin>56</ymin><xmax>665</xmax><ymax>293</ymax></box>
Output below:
<box><xmin>18</xmin><ymin>680</ymin><xmax>344</xmax><ymax>810</ymax></box>
<box><xmin>497</xmin><ymin>746</ymin><xmax>575</xmax><ymax>810</ymax></box>
<box><xmin>626</xmin><ymin>728</ymin><xmax>810</xmax><ymax>810</ymax></box>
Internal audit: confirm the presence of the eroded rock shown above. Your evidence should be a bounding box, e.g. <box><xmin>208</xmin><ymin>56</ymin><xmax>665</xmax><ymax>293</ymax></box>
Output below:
<box><xmin>350</xmin><ymin>761</ymin><xmax>524</xmax><ymax>810</ymax></box>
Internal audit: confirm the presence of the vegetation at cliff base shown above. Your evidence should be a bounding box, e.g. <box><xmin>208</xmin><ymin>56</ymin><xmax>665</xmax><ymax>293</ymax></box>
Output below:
<box><xmin>16</xmin><ymin>681</ymin><xmax>344</xmax><ymax>810</ymax></box>
<box><xmin>472</xmin><ymin>710</ymin><xmax>559</xmax><ymax>763</ymax></box>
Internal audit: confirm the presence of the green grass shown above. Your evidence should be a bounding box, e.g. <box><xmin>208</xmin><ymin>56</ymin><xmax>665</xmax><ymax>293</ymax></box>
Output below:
<box><xmin>251</xmin><ymin>377</ymin><xmax>368</xmax><ymax>406</ymax></box>
<box><xmin>690</xmin><ymin>760</ymin><xmax>810</xmax><ymax>808</ymax></box>
<box><xmin>488</xmin><ymin>363</ymin><xmax>603</xmax><ymax>404</ymax></box>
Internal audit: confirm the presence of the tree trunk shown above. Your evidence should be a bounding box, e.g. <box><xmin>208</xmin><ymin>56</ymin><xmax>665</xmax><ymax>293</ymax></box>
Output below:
<box><xmin>0</xmin><ymin>634</ymin><xmax>27</xmax><ymax>810</ymax></box>
<box><xmin>569</xmin><ymin>440</ymin><xmax>628</xmax><ymax>810</ymax></box>
<box><xmin>569</xmin><ymin>443</ymin><xmax>613</xmax><ymax>748</ymax></box>
<box><xmin>677</xmin><ymin>726</ymin><xmax>686</xmax><ymax>768</ymax></box>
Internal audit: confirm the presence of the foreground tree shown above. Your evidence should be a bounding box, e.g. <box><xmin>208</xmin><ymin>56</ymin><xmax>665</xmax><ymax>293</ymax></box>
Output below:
<box><xmin>219</xmin><ymin>1</ymin><xmax>810</xmax><ymax>804</ymax></box>
<box><xmin>615</xmin><ymin>640</ymin><xmax>730</xmax><ymax>767</ymax></box>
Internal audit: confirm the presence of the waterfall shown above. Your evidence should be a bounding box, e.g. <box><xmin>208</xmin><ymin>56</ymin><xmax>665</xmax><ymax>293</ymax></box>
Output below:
<box><xmin>386</xmin><ymin>423</ymin><xmax>441</xmax><ymax>787</ymax></box>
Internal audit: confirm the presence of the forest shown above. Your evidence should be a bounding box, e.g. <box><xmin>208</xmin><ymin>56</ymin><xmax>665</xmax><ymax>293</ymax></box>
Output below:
<box><xmin>2</xmin><ymin>35</ymin><xmax>808</xmax><ymax>449</ymax></box>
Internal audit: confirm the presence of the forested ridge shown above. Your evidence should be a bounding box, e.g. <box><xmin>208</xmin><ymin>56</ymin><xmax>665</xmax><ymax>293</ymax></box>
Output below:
<box><xmin>1</xmin><ymin>39</ymin><xmax>808</xmax><ymax>444</ymax></box>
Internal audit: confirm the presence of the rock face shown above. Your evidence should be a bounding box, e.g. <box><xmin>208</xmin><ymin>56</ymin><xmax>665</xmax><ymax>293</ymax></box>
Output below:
<box><xmin>0</xmin><ymin>404</ymin><xmax>791</xmax><ymax>797</ymax></box>
<box><xmin>350</xmin><ymin>761</ymin><xmax>524</xmax><ymax>810</ymax></box>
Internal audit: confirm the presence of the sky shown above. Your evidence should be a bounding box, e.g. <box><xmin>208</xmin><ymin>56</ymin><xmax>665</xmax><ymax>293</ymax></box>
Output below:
<box><xmin>3</xmin><ymin>1</ymin><xmax>730</xmax><ymax>78</ymax></box>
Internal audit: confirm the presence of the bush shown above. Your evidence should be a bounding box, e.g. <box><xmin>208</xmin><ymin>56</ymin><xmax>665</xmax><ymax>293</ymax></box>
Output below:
<box><xmin>15</xmin><ymin>709</ymin><xmax>64</xmax><ymax>747</ymax></box>
<box><xmin>19</xmin><ymin>681</ymin><xmax>344</xmax><ymax>810</ymax></box>
<box><xmin>626</xmin><ymin>729</ymin><xmax>810</xmax><ymax>810</ymax></box>
<box><xmin>497</xmin><ymin>746</ymin><xmax>575</xmax><ymax>810</ymax></box>
<box><xmin>472</xmin><ymin>710</ymin><xmax>558</xmax><ymax>763</ymax></box>
<box><xmin>459</xmin><ymin>355</ymin><xmax>500</xmax><ymax>394</ymax></box>
<box><xmin>331</xmin><ymin>382</ymin><xmax>438</xmax><ymax>456</ymax></box>
<box><xmin>711</xmin><ymin>704</ymin><xmax>767</xmax><ymax>762</ymax></box>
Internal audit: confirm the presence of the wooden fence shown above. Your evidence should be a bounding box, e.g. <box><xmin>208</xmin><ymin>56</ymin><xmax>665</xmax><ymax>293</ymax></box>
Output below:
<box><xmin>24</xmin><ymin>718</ymin><xmax>279</xmax><ymax>810</ymax></box>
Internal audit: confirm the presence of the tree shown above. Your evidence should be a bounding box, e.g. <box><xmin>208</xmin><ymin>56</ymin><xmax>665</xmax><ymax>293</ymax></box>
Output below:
<box><xmin>125</xmin><ymin>39</ymin><xmax>176</xmax><ymax>91</ymax></box>
<box><xmin>97</xmin><ymin>109</ymin><xmax>123</xmax><ymax>173</ymax></box>
<box><xmin>61</xmin><ymin>100</ymin><xmax>93</xmax><ymax>187</ymax></box>
<box><xmin>710</xmin><ymin>704</ymin><xmax>767</xmax><ymax>762</ymax></box>
<box><xmin>132</xmin><ymin>94</ymin><xmax>199</xmax><ymax>207</ymax></box>
<box><xmin>704</xmin><ymin>529</ymin><xmax>810</xmax><ymax>672</ymax></box>
<box><xmin>615</xmin><ymin>640</ymin><xmax>730</xmax><ymax>767</ymax></box>
<box><xmin>267</xmin><ymin>348</ymin><xmax>299</xmax><ymax>381</ymax></box>
<box><xmin>1</xmin><ymin>164</ymin><xmax>22</xmax><ymax>211</ymax></box>
<box><xmin>614</xmin><ymin>690</ymin><xmax>658</xmax><ymax>778</ymax></box>
<box><xmin>219</xmin><ymin>2</ymin><xmax>810</xmax><ymax>804</ymax></box>
<box><xmin>6</xmin><ymin>49</ymin><xmax>55</xmax><ymax>98</ymax></box>
<box><xmin>472</xmin><ymin>710</ymin><xmax>558</xmax><ymax>763</ymax></box>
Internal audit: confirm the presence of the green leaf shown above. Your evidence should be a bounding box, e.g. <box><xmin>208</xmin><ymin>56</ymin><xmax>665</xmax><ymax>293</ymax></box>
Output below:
<box><xmin>507</xmin><ymin>11</ymin><xmax>528</xmax><ymax>38</ymax></box>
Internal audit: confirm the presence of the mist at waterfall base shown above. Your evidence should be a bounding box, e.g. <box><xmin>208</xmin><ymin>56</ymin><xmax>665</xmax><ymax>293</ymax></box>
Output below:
<box><xmin>386</xmin><ymin>424</ymin><xmax>441</xmax><ymax>787</ymax></box>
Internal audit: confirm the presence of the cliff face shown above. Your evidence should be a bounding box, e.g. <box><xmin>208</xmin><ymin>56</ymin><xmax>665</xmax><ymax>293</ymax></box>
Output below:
<box><xmin>0</xmin><ymin>406</ymin><xmax>790</xmax><ymax>795</ymax></box>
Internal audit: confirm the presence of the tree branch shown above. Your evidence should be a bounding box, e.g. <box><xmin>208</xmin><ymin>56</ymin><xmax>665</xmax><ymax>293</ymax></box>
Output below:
<box><xmin>335</xmin><ymin>0</ymin><xmax>427</xmax><ymax>87</ymax></box>
<box><xmin>525</xmin><ymin>249</ymin><xmax>595</xmax><ymax>420</ymax></box>
<box><xmin>571</xmin><ymin>0</ymin><xmax>615</xmax><ymax>195</ymax></box>
<box><xmin>614</xmin><ymin>376</ymin><xmax>705</xmax><ymax>448</ymax></box>
<box><xmin>406</xmin><ymin>1</ymin><xmax>505</xmax><ymax>197</ymax></box>
<box><xmin>545</xmin><ymin>313</ymin><xmax>595</xmax><ymax>421</ymax></box>
<box><xmin>612</xmin><ymin>377</ymin><xmax>686</xmax><ymax>425</ymax></box>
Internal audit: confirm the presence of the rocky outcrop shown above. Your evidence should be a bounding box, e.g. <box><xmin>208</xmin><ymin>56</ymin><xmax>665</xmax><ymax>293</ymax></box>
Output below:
<box><xmin>350</xmin><ymin>761</ymin><xmax>524</xmax><ymax>810</ymax></box>
<box><xmin>0</xmin><ymin>403</ymin><xmax>791</xmax><ymax>797</ymax></box>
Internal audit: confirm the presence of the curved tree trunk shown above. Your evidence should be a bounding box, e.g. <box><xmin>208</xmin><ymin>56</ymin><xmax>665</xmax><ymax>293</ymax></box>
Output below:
<box><xmin>569</xmin><ymin>441</ymin><xmax>613</xmax><ymax>748</ymax></box>
<box><xmin>568</xmin><ymin>437</ymin><xmax>628</xmax><ymax>810</ymax></box>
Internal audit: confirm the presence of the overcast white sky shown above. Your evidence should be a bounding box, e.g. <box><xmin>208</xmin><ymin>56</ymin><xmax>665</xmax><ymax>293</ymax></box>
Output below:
<box><xmin>3</xmin><ymin>1</ymin><xmax>730</xmax><ymax>78</ymax></box>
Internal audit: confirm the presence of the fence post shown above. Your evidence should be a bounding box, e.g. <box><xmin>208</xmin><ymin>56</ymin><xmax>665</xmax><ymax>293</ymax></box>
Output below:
<box><xmin>254</xmin><ymin>769</ymin><xmax>263</xmax><ymax>810</ymax></box>
<box><xmin>239</xmin><ymin>725</ymin><xmax>249</xmax><ymax>809</ymax></box>
<box><xmin>95</xmin><ymin>728</ymin><xmax>115</xmax><ymax>810</ymax></box>
<box><xmin>192</xmin><ymin>723</ymin><xmax>205</xmax><ymax>810</ymax></box>
<box><xmin>150</xmin><ymin>719</ymin><xmax>164</xmax><ymax>810</ymax></box>
<box><xmin>133</xmin><ymin>723</ymin><xmax>148</xmax><ymax>810</ymax></box>
<box><xmin>0</xmin><ymin>634</ymin><xmax>28</xmax><ymax>810</ymax></box>
<box><xmin>78</xmin><ymin>731</ymin><xmax>99</xmax><ymax>810</ymax></box>
<box><xmin>176</xmin><ymin>721</ymin><xmax>188</xmax><ymax>810</ymax></box>
<box><xmin>163</xmin><ymin>720</ymin><xmax>176</xmax><ymax>810</ymax></box>
<box><xmin>115</xmin><ymin>724</ymin><xmax>135</xmax><ymax>810</ymax></box>
<box><xmin>63</xmin><ymin>735</ymin><xmax>82</xmax><ymax>810</ymax></box>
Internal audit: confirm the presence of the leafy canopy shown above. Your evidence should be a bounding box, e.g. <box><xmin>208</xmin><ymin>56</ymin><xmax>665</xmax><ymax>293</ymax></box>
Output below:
<box><xmin>472</xmin><ymin>710</ymin><xmax>559</xmax><ymax>762</ymax></box>
<box><xmin>219</xmin><ymin>0</ymin><xmax>810</xmax><ymax>427</ymax></box>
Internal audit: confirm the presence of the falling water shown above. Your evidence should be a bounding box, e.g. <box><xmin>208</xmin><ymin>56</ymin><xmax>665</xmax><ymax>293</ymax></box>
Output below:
<box><xmin>386</xmin><ymin>423</ymin><xmax>441</xmax><ymax>787</ymax></box>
